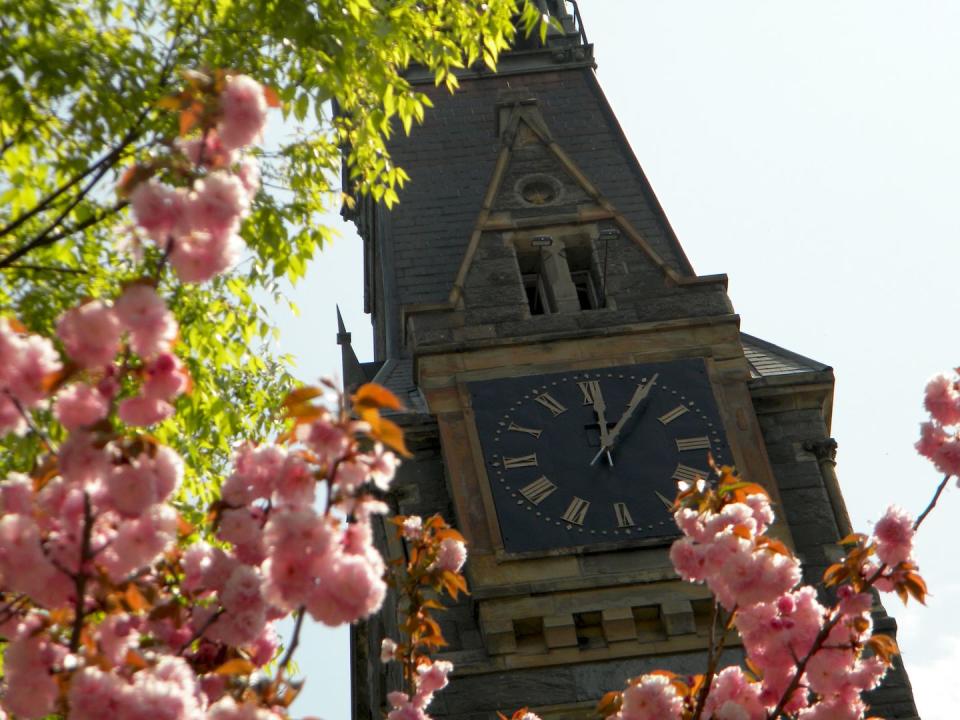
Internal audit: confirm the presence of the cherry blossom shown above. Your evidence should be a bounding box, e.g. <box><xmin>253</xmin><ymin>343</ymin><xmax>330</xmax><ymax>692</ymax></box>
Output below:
<box><xmin>57</xmin><ymin>299</ymin><xmax>121</xmax><ymax>368</ymax></box>
<box><xmin>217</xmin><ymin>74</ymin><xmax>270</xmax><ymax>150</ymax></box>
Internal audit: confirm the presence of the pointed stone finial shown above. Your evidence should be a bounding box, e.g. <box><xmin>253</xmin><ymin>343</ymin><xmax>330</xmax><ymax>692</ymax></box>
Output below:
<box><xmin>336</xmin><ymin>305</ymin><xmax>351</xmax><ymax>346</ymax></box>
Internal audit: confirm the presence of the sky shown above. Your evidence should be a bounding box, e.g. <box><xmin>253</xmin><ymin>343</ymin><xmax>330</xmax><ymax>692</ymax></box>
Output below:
<box><xmin>266</xmin><ymin>3</ymin><xmax>960</xmax><ymax>718</ymax></box>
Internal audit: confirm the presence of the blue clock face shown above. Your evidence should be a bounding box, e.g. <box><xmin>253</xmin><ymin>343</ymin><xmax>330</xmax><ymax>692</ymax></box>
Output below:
<box><xmin>469</xmin><ymin>358</ymin><xmax>729</xmax><ymax>554</ymax></box>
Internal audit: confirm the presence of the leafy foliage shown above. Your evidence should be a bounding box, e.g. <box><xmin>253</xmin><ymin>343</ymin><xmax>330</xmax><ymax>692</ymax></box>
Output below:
<box><xmin>0</xmin><ymin>0</ymin><xmax>544</xmax><ymax>492</ymax></box>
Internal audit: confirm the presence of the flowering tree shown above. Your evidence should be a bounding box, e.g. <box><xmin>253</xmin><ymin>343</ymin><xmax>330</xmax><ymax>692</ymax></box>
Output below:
<box><xmin>1</xmin><ymin>6</ymin><xmax>957</xmax><ymax>719</ymax></box>
<box><xmin>0</xmin><ymin>0</ymin><xmax>543</xmax><ymax>496</ymax></box>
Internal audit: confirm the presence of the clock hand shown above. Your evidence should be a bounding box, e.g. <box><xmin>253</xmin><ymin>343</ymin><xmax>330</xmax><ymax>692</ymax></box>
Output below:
<box><xmin>589</xmin><ymin>388</ymin><xmax>614</xmax><ymax>466</ymax></box>
<box><xmin>590</xmin><ymin>373</ymin><xmax>659</xmax><ymax>466</ymax></box>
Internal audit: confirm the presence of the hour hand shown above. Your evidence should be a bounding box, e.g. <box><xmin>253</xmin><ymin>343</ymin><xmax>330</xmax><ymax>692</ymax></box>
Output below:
<box><xmin>590</xmin><ymin>373</ymin><xmax>659</xmax><ymax>465</ymax></box>
<box><xmin>580</xmin><ymin>380</ymin><xmax>613</xmax><ymax>465</ymax></box>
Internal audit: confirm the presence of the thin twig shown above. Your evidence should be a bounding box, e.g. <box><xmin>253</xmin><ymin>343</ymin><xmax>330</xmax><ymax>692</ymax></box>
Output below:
<box><xmin>69</xmin><ymin>493</ymin><xmax>95</xmax><ymax>653</ymax></box>
<box><xmin>691</xmin><ymin>603</ymin><xmax>734</xmax><ymax>720</ymax></box>
<box><xmin>5</xmin><ymin>389</ymin><xmax>54</xmax><ymax>452</ymax></box>
<box><xmin>1</xmin><ymin>263</ymin><xmax>88</xmax><ymax>275</ymax></box>
<box><xmin>914</xmin><ymin>474</ymin><xmax>951</xmax><ymax>531</ymax></box>
<box><xmin>177</xmin><ymin>607</ymin><xmax>225</xmax><ymax>655</ymax></box>
<box><xmin>277</xmin><ymin>606</ymin><xmax>307</xmax><ymax>678</ymax></box>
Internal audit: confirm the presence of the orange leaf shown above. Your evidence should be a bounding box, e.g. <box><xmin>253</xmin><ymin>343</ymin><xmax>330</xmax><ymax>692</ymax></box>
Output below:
<box><xmin>283</xmin><ymin>385</ymin><xmax>324</xmax><ymax>408</ymax></box>
<box><xmin>263</xmin><ymin>86</ymin><xmax>282</xmax><ymax>108</ymax></box>
<box><xmin>362</xmin><ymin>410</ymin><xmax>411</xmax><ymax>457</ymax></box>
<box><xmin>125</xmin><ymin>649</ymin><xmax>148</xmax><ymax>669</ymax></box>
<box><xmin>867</xmin><ymin>634</ymin><xmax>900</xmax><ymax>663</ymax></box>
<box><xmin>124</xmin><ymin>584</ymin><xmax>149</xmax><ymax>612</ymax></box>
<box><xmin>214</xmin><ymin>658</ymin><xmax>255</xmax><ymax>676</ymax></box>
<box><xmin>595</xmin><ymin>691</ymin><xmax>623</xmax><ymax>717</ymax></box>
<box><xmin>353</xmin><ymin>383</ymin><xmax>403</xmax><ymax>412</ymax></box>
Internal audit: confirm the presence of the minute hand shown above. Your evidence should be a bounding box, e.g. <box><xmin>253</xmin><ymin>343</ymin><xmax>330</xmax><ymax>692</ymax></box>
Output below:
<box><xmin>590</xmin><ymin>373</ymin><xmax>659</xmax><ymax>465</ymax></box>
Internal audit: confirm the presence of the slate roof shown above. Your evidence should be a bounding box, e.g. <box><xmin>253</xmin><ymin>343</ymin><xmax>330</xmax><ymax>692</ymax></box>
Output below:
<box><xmin>741</xmin><ymin>333</ymin><xmax>831</xmax><ymax>379</ymax></box>
<box><xmin>383</xmin><ymin>67</ymin><xmax>695</xmax><ymax>311</ymax></box>
<box><xmin>369</xmin><ymin>356</ymin><xmax>428</xmax><ymax>415</ymax></box>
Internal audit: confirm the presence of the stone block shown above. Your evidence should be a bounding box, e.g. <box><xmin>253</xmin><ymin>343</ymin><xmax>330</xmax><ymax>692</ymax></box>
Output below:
<box><xmin>543</xmin><ymin>614</ymin><xmax>578</xmax><ymax>649</ymax></box>
<box><xmin>482</xmin><ymin>617</ymin><xmax>517</xmax><ymax>655</ymax></box>
<box><xmin>600</xmin><ymin>607</ymin><xmax>636</xmax><ymax>643</ymax></box>
<box><xmin>661</xmin><ymin>599</ymin><xmax>696</xmax><ymax>636</ymax></box>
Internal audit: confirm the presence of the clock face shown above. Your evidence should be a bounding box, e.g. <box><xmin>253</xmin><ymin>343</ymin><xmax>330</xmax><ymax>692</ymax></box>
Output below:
<box><xmin>468</xmin><ymin>358</ymin><xmax>730</xmax><ymax>554</ymax></box>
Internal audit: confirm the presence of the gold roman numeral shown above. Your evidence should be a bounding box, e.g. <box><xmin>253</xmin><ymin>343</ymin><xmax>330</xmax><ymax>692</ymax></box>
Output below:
<box><xmin>613</xmin><ymin>502</ymin><xmax>634</xmax><ymax>528</ymax></box>
<box><xmin>676</xmin><ymin>436</ymin><xmax>711</xmax><ymax>451</ymax></box>
<box><xmin>508</xmin><ymin>422</ymin><xmax>542</xmax><ymax>439</ymax></box>
<box><xmin>560</xmin><ymin>497</ymin><xmax>590</xmax><ymax>525</ymax></box>
<box><xmin>672</xmin><ymin>464</ymin><xmax>708</xmax><ymax>483</ymax></box>
<box><xmin>654</xmin><ymin>490</ymin><xmax>675</xmax><ymax>511</ymax></box>
<box><xmin>578</xmin><ymin>380</ymin><xmax>602</xmax><ymax>405</ymax></box>
<box><xmin>533</xmin><ymin>392</ymin><xmax>567</xmax><ymax>416</ymax></box>
<box><xmin>658</xmin><ymin>405</ymin><xmax>689</xmax><ymax>424</ymax></box>
<box><xmin>503</xmin><ymin>453</ymin><xmax>538</xmax><ymax>469</ymax></box>
<box><xmin>519</xmin><ymin>476</ymin><xmax>557</xmax><ymax>505</ymax></box>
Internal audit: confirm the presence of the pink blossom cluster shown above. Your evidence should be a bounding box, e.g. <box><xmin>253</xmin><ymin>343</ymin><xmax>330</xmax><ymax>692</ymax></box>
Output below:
<box><xmin>51</xmin><ymin>284</ymin><xmax>186</xmax><ymax>429</ymax></box>
<box><xmin>669</xmin><ymin>491</ymin><xmax>801</xmax><ymax>610</ymax></box>
<box><xmin>661</xmin><ymin>487</ymin><xmax>903</xmax><ymax>720</ymax></box>
<box><xmin>0</xmin><ymin>311</ymin><xmax>397</xmax><ymax>717</ymax></box>
<box><xmin>610</xmin><ymin>674</ymin><xmax>684</xmax><ymax>720</ymax></box>
<box><xmin>916</xmin><ymin>370</ymin><xmax>960</xmax><ymax>479</ymax></box>
<box><xmin>382</xmin><ymin>655</ymin><xmax>454</xmax><ymax>720</ymax></box>
<box><xmin>0</xmin><ymin>316</ymin><xmax>62</xmax><ymax>435</ymax></box>
<box><xmin>129</xmin><ymin>74</ymin><xmax>270</xmax><ymax>284</ymax></box>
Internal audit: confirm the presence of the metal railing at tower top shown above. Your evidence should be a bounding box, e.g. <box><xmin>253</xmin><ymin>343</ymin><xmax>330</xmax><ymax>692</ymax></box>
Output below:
<box><xmin>564</xmin><ymin>0</ymin><xmax>588</xmax><ymax>46</ymax></box>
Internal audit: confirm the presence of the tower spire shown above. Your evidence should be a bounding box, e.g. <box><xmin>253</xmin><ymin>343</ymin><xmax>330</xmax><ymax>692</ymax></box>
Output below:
<box><xmin>335</xmin><ymin>305</ymin><xmax>366</xmax><ymax>392</ymax></box>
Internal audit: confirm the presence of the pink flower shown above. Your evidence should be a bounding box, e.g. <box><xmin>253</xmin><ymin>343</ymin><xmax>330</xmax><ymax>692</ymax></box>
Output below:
<box><xmin>0</xmin><ymin>473</ymin><xmax>33</xmax><ymax>514</ymax></box>
<box><xmin>915</xmin><ymin>421</ymin><xmax>947</xmax><ymax>459</ymax></box>
<box><xmin>57</xmin><ymin>300</ymin><xmax>121</xmax><ymax>368</ymax></box>
<box><xmin>54</xmin><ymin>382</ymin><xmax>110</xmax><ymax>430</ymax></box>
<box><xmin>208</xmin><ymin>696</ymin><xmax>283</xmax><ymax>720</ymax></box>
<box><xmin>300</xmin><ymin>413</ymin><xmax>349</xmax><ymax>464</ymax></box>
<box><xmin>68</xmin><ymin>666</ymin><xmax>130</xmax><ymax>720</ymax></box>
<box><xmin>130</xmin><ymin>180</ymin><xmax>187</xmax><ymax>240</ymax></box>
<box><xmin>2</xmin><ymin>636</ymin><xmax>64</xmax><ymax>718</ymax></box>
<box><xmin>98</xmin><ymin>504</ymin><xmax>177</xmax><ymax>581</ymax></box>
<box><xmin>58</xmin><ymin>431</ymin><xmax>111</xmax><ymax>486</ymax></box>
<box><xmin>433</xmin><ymin>537</ymin><xmax>467</xmax><ymax>573</ymax></box>
<box><xmin>114</xmin><ymin>284</ymin><xmax>177</xmax><ymax>358</ymax></box>
<box><xmin>932</xmin><ymin>435</ymin><xmax>960</xmax><ymax>477</ymax></box>
<box><xmin>619</xmin><ymin>674</ymin><xmax>684</xmax><ymax>720</ymax></box>
<box><xmin>118</xmin><ymin>394</ymin><xmax>174</xmax><ymax>426</ymax></box>
<box><xmin>218</xmin><ymin>75</ymin><xmax>269</xmax><ymax>150</ymax></box>
<box><xmin>169</xmin><ymin>229</ymin><xmax>242</xmax><ymax>283</ymax></box>
<box><xmin>923</xmin><ymin>373</ymin><xmax>960</xmax><ymax>426</ymax></box>
<box><xmin>143</xmin><ymin>353</ymin><xmax>189</xmax><ymax>400</ymax></box>
<box><xmin>96</xmin><ymin>613</ymin><xmax>140</xmax><ymax>666</ymax></box>
<box><xmin>401</xmin><ymin>516</ymin><xmax>423</xmax><ymax>540</ymax></box>
<box><xmin>872</xmin><ymin>505</ymin><xmax>914</xmax><ymax>566</ymax></box>
<box><xmin>236</xmin><ymin>155</ymin><xmax>260</xmax><ymax>201</ymax></box>
<box><xmin>307</xmin><ymin>551</ymin><xmax>386</xmax><ymax>626</ymax></box>
<box><xmin>249</xmin><ymin>623</ymin><xmax>279</xmax><ymax>667</ymax></box>
<box><xmin>703</xmin><ymin>667</ymin><xmax>764</xmax><ymax>720</ymax></box>
<box><xmin>223</xmin><ymin>444</ymin><xmax>287</xmax><ymax>505</ymax></box>
<box><xmin>187</xmin><ymin>172</ymin><xmax>249</xmax><ymax>234</ymax></box>
<box><xmin>208</xmin><ymin>565</ymin><xmax>267</xmax><ymax>646</ymax></box>
<box><xmin>381</xmin><ymin>637</ymin><xmax>398</xmax><ymax>663</ymax></box>
<box><xmin>178</xmin><ymin>131</ymin><xmax>236</xmax><ymax>169</ymax></box>
<box><xmin>416</xmin><ymin>659</ymin><xmax>453</xmax><ymax>697</ymax></box>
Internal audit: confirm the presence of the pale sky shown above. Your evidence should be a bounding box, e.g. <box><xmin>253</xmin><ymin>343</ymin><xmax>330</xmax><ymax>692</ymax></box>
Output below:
<box><xmin>268</xmin><ymin>3</ymin><xmax>960</xmax><ymax>718</ymax></box>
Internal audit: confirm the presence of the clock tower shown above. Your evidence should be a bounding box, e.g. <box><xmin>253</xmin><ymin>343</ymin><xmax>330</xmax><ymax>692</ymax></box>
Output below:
<box><xmin>345</xmin><ymin>3</ymin><xmax>919</xmax><ymax>718</ymax></box>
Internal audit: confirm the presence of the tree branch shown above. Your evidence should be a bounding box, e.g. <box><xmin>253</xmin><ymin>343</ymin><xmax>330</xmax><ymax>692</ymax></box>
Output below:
<box><xmin>277</xmin><ymin>605</ymin><xmax>306</xmax><ymax>678</ymax></box>
<box><xmin>914</xmin><ymin>473</ymin><xmax>951</xmax><ymax>531</ymax></box>
<box><xmin>69</xmin><ymin>492</ymin><xmax>95</xmax><ymax>653</ymax></box>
